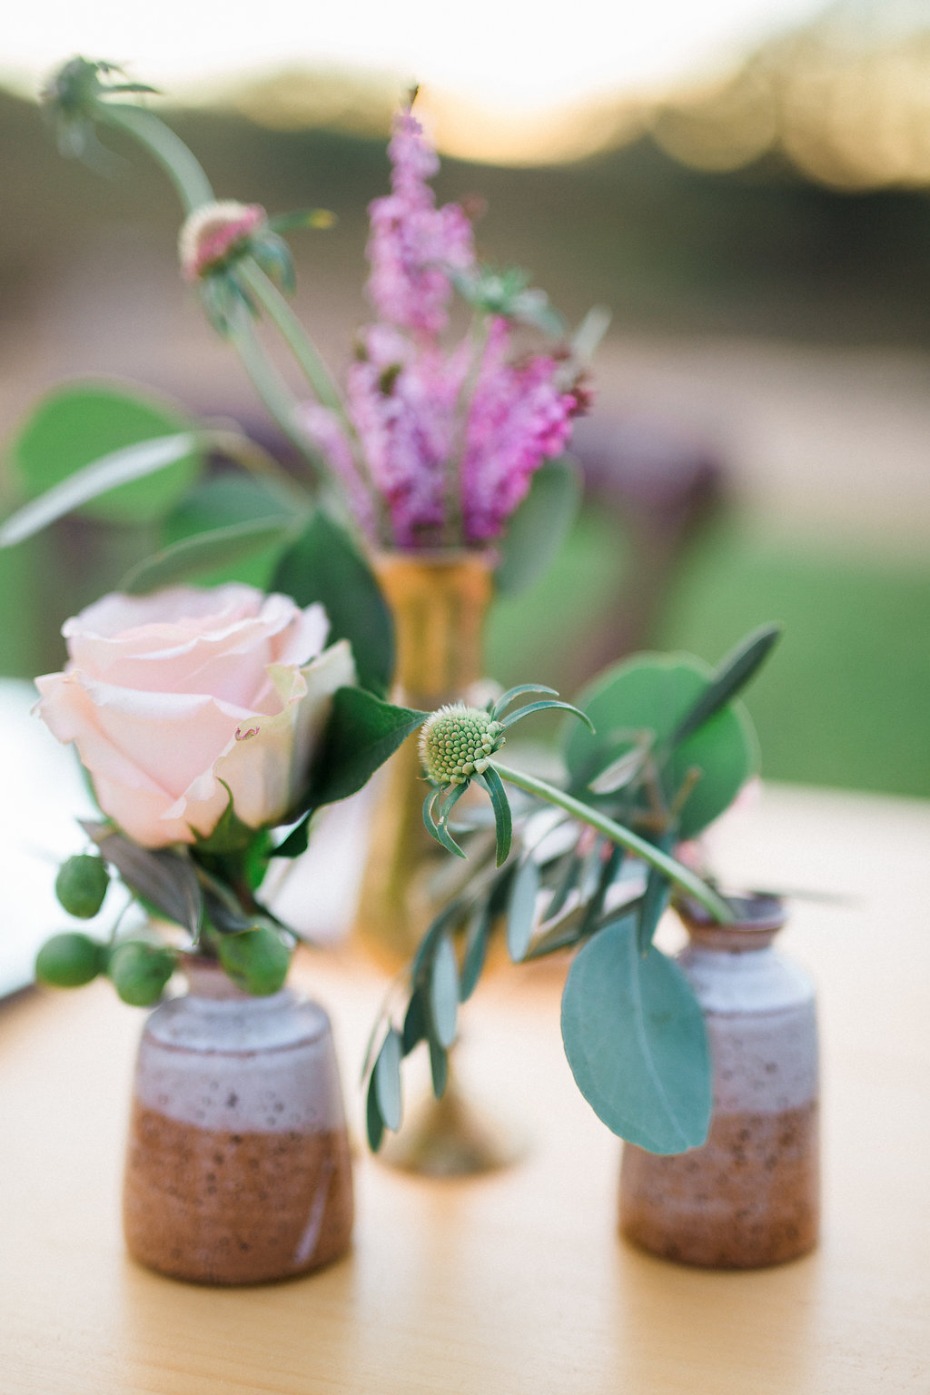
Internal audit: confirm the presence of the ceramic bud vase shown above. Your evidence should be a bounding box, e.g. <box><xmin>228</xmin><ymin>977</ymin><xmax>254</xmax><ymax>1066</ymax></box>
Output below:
<box><xmin>619</xmin><ymin>896</ymin><xmax>820</xmax><ymax>1268</ymax></box>
<box><xmin>122</xmin><ymin>963</ymin><xmax>354</xmax><ymax>1285</ymax></box>
<box><xmin>354</xmin><ymin>549</ymin><xmax>493</xmax><ymax>968</ymax></box>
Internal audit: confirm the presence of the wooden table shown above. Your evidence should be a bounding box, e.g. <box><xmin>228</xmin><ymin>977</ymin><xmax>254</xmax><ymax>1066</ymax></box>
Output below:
<box><xmin>2</xmin><ymin>783</ymin><xmax>928</xmax><ymax>1393</ymax></box>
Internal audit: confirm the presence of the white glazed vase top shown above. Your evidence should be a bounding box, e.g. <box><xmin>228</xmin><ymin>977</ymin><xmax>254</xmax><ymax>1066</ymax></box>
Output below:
<box><xmin>619</xmin><ymin>910</ymin><xmax>820</xmax><ymax>1268</ymax></box>
<box><xmin>123</xmin><ymin>965</ymin><xmax>354</xmax><ymax>1285</ymax></box>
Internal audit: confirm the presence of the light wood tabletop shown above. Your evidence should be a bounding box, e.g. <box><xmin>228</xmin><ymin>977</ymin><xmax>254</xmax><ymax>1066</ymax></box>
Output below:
<box><xmin>2</xmin><ymin>782</ymin><xmax>928</xmax><ymax>1394</ymax></box>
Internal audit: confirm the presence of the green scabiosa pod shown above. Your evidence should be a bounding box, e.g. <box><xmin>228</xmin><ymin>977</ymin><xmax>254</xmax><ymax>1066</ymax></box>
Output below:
<box><xmin>108</xmin><ymin>941</ymin><xmax>176</xmax><ymax>1006</ymax></box>
<box><xmin>217</xmin><ymin>927</ymin><xmax>291</xmax><ymax>996</ymax></box>
<box><xmin>35</xmin><ymin>931</ymin><xmax>107</xmax><ymax>988</ymax></box>
<box><xmin>55</xmin><ymin>854</ymin><xmax>110</xmax><ymax>919</ymax></box>
<box><xmin>419</xmin><ymin>704</ymin><xmax>504</xmax><ymax>785</ymax></box>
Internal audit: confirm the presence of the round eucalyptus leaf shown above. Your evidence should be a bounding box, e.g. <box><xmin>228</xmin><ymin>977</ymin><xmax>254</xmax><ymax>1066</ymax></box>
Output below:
<box><xmin>12</xmin><ymin>382</ymin><xmax>203</xmax><ymax>523</ymax></box>
<box><xmin>564</xmin><ymin>655</ymin><xmax>756</xmax><ymax>839</ymax></box>
<box><xmin>560</xmin><ymin>918</ymin><xmax>711</xmax><ymax>1154</ymax></box>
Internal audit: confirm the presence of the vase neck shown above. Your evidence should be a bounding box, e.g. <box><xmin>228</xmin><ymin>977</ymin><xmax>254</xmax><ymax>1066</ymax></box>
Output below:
<box><xmin>374</xmin><ymin>550</ymin><xmax>493</xmax><ymax>707</ymax></box>
<box><xmin>678</xmin><ymin>893</ymin><xmax>787</xmax><ymax>953</ymax></box>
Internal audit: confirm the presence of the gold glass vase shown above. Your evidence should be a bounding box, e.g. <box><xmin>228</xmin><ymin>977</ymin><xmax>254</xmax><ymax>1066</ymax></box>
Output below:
<box><xmin>354</xmin><ymin>549</ymin><xmax>494</xmax><ymax>969</ymax></box>
<box><xmin>353</xmin><ymin>549</ymin><xmax>522</xmax><ymax>1175</ymax></box>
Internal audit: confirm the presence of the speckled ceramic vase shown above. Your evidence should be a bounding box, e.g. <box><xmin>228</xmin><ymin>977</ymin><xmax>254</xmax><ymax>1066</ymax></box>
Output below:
<box><xmin>122</xmin><ymin>964</ymin><xmax>354</xmax><ymax>1285</ymax></box>
<box><xmin>619</xmin><ymin>896</ymin><xmax>819</xmax><ymax>1268</ymax></box>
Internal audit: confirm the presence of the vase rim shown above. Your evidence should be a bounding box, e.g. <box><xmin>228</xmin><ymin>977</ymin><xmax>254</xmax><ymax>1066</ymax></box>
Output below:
<box><xmin>678</xmin><ymin>891</ymin><xmax>786</xmax><ymax>950</ymax></box>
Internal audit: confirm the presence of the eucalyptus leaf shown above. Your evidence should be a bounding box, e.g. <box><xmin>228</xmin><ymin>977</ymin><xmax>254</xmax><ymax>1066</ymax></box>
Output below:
<box><xmin>272</xmin><ymin>512</ymin><xmax>395</xmax><ymax>696</ymax></box>
<box><xmin>366</xmin><ymin>1071</ymin><xmax>386</xmax><ymax>1152</ymax></box>
<box><xmin>373</xmin><ymin>1028</ymin><xmax>404</xmax><ymax>1132</ymax></box>
<box><xmin>429</xmin><ymin>1038</ymin><xmax>449</xmax><ymax>1099</ymax></box>
<box><xmin>428</xmin><ymin>933</ymin><xmax>459</xmax><ymax>1049</ymax></box>
<box><xmin>459</xmin><ymin>905</ymin><xmax>492</xmax><ymax>1002</ymax></box>
<box><xmin>565</xmin><ymin>656</ymin><xmax>757</xmax><ymax>840</ymax></box>
<box><xmin>507</xmin><ymin>856</ymin><xmax>540</xmax><ymax>963</ymax></box>
<box><xmin>560</xmin><ymin>918</ymin><xmax>711</xmax><ymax>1154</ymax></box>
<box><xmin>7</xmin><ymin>382</ymin><xmax>203</xmax><ymax>530</ymax></box>
<box><xmin>402</xmin><ymin>988</ymin><xmax>428</xmax><ymax>1054</ymax></box>
<box><xmin>544</xmin><ymin>850</ymin><xmax>584</xmax><ymax>922</ymax></box>
<box><xmin>494</xmin><ymin>457</ymin><xmax>582</xmax><ymax>597</ymax></box>
<box><xmin>81</xmin><ymin>821</ymin><xmax>202</xmax><ymax>936</ymax></box>
<box><xmin>160</xmin><ymin>473</ymin><xmax>301</xmax><ymax>588</ymax></box>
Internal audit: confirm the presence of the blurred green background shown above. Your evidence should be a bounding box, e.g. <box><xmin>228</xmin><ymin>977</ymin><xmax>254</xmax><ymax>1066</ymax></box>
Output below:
<box><xmin>1</xmin><ymin>2</ymin><xmax>928</xmax><ymax>798</ymax></box>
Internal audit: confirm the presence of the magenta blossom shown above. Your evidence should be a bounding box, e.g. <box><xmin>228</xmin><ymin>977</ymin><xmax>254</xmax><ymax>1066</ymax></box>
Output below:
<box><xmin>298</xmin><ymin>102</ymin><xmax>587</xmax><ymax>548</ymax></box>
<box><xmin>366</xmin><ymin>108</ymin><xmax>475</xmax><ymax>337</ymax></box>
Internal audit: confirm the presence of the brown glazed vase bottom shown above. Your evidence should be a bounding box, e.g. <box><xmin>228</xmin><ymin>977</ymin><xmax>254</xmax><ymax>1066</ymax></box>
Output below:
<box><xmin>619</xmin><ymin>1101</ymin><xmax>819</xmax><ymax>1269</ymax></box>
<box><xmin>123</xmin><ymin>1103</ymin><xmax>354</xmax><ymax>1285</ymax></box>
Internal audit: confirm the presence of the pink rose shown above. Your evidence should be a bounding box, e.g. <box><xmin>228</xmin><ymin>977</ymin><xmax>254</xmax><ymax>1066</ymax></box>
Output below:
<box><xmin>34</xmin><ymin>585</ymin><xmax>355</xmax><ymax>848</ymax></box>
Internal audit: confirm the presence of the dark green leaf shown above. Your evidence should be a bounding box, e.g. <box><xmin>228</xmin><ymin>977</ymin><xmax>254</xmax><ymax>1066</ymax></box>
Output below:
<box><xmin>560</xmin><ymin>918</ymin><xmax>711</xmax><ymax>1154</ymax></box>
<box><xmin>373</xmin><ymin>1027</ymin><xmax>404</xmax><ymax>1132</ymax></box>
<box><xmin>305</xmin><ymin>688</ymin><xmax>427</xmax><ymax>810</ymax></box>
<box><xmin>402</xmin><ymin>988</ymin><xmax>428</xmax><ymax>1054</ymax></box>
<box><xmin>7</xmin><ymin>382</ymin><xmax>203</xmax><ymax>529</ymax></box>
<box><xmin>272</xmin><ymin>813</ymin><xmax>312</xmax><ymax>859</ymax></box>
<box><xmin>428</xmin><ymin>933</ymin><xmax>459</xmax><ymax>1049</ymax></box>
<box><xmin>120</xmin><ymin>517</ymin><xmax>298</xmax><ymax>593</ymax></box>
<box><xmin>366</xmin><ymin>1070</ymin><xmax>386</xmax><ymax>1152</ymax></box>
<box><xmin>670</xmin><ymin>625</ymin><xmax>782</xmax><ymax>746</ymax></box>
<box><xmin>507</xmin><ymin>857</ymin><xmax>540</xmax><ymax>963</ymax></box>
<box><xmin>544</xmin><ymin>850</ymin><xmax>584</xmax><ymax>922</ymax></box>
<box><xmin>477</xmin><ymin>765</ymin><xmax>512</xmax><ymax>866</ymax></box>
<box><xmin>428</xmin><ymin>1038</ymin><xmax>449</xmax><ymax>1099</ymax></box>
<box><xmin>637</xmin><ymin>865</ymin><xmax>671</xmax><ymax>956</ymax></box>
<box><xmin>272</xmin><ymin>512</ymin><xmax>395</xmax><ymax>696</ymax></box>
<box><xmin>81</xmin><ymin>821</ymin><xmax>202</xmax><ymax>936</ymax></box>
<box><xmin>494</xmin><ymin>457</ymin><xmax>582</xmax><ymax>597</ymax></box>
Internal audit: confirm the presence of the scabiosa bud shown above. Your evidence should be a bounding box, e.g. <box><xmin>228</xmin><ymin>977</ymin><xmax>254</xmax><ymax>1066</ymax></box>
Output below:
<box><xmin>178</xmin><ymin>200</ymin><xmax>268</xmax><ymax>281</ymax></box>
<box><xmin>419</xmin><ymin>703</ymin><xmax>504</xmax><ymax>786</ymax></box>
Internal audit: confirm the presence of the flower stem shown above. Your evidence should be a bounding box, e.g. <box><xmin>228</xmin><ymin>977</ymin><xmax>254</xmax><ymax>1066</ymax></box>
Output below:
<box><xmin>94</xmin><ymin>102</ymin><xmax>214</xmax><ymax>213</ymax></box>
<box><xmin>489</xmin><ymin>759</ymin><xmax>733</xmax><ymax>923</ymax></box>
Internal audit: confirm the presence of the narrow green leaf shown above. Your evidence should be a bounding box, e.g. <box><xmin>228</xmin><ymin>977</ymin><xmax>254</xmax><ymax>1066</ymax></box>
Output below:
<box><xmin>477</xmin><ymin>765</ymin><xmax>512</xmax><ymax>866</ymax></box>
<box><xmin>428</xmin><ymin>933</ymin><xmax>459</xmax><ymax>1049</ymax></box>
<box><xmin>402</xmin><ymin>988</ymin><xmax>428</xmax><ymax>1054</ymax></box>
<box><xmin>507</xmin><ymin>856</ymin><xmax>540</xmax><ymax>963</ymax></box>
<box><xmin>544</xmin><ymin>850</ymin><xmax>584</xmax><ymax>922</ymax></box>
<box><xmin>366</xmin><ymin>1071</ymin><xmax>386</xmax><ymax>1151</ymax></box>
<box><xmin>560</xmin><ymin>918</ymin><xmax>711</xmax><ymax>1154</ymax></box>
<box><xmin>459</xmin><ymin>905</ymin><xmax>492</xmax><ymax>1002</ymax></box>
<box><xmin>499</xmin><ymin>698</ymin><xmax>594</xmax><ymax>733</ymax></box>
<box><xmin>588</xmin><ymin>741</ymin><xmax>652</xmax><ymax>795</ymax></box>
<box><xmin>637</xmin><ymin>865</ymin><xmax>671</xmax><ymax>956</ymax></box>
<box><xmin>119</xmin><ymin>517</ymin><xmax>298</xmax><ymax>594</ymax></box>
<box><xmin>429</xmin><ymin>1038</ymin><xmax>449</xmax><ymax>1099</ymax></box>
<box><xmin>8</xmin><ymin>382</ymin><xmax>203</xmax><ymax>529</ymax></box>
<box><xmin>490</xmin><ymin>683</ymin><xmax>558</xmax><ymax>720</ymax></box>
<box><xmin>305</xmin><ymin>688</ymin><xmax>427</xmax><ymax>810</ymax></box>
<box><xmin>1</xmin><ymin>433</ymin><xmax>199</xmax><ymax>546</ymax></box>
<box><xmin>373</xmin><ymin>1028</ymin><xmax>404</xmax><ymax>1132</ymax></box>
<box><xmin>494</xmin><ymin>457</ymin><xmax>582</xmax><ymax>597</ymax></box>
<box><xmin>272</xmin><ymin>512</ymin><xmax>395</xmax><ymax>696</ymax></box>
<box><xmin>581</xmin><ymin>845</ymin><xmax>625</xmax><ymax>941</ymax></box>
<box><xmin>671</xmin><ymin>624</ymin><xmax>782</xmax><ymax>746</ymax></box>
<box><xmin>426</xmin><ymin>783</ymin><xmax>468</xmax><ymax>859</ymax></box>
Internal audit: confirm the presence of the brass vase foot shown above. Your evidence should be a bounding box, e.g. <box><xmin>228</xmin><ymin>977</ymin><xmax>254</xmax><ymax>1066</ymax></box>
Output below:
<box><xmin>378</xmin><ymin>1075</ymin><xmax>527</xmax><ymax>1178</ymax></box>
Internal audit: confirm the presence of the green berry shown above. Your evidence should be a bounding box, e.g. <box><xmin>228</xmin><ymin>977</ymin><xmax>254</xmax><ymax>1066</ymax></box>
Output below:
<box><xmin>55</xmin><ymin>854</ymin><xmax>110</xmax><ymax>919</ymax></box>
<box><xmin>418</xmin><ymin>704</ymin><xmax>503</xmax><ymax>786</ymax></box>
<box><xmin>108</xmin><ymin>941</ymin><xmax>176</xmax><ymax>1006</ymax></box>
<box><xmin>217</xmin><ymin>927</ymin><xmax>291</xmax><ymax>996</ymax></box>
<box><xmin>35</xmin><ymin>932</ymin><xmax>106</xmax><ymax>988</ymax></box>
